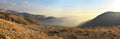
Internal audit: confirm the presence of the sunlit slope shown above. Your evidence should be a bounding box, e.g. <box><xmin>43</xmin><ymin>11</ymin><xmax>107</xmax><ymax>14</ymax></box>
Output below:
<box><xmin>0</xmin><ymin>19</ymin><xmax>62</xmax><ymax>39</ymax></box>
<box><xmin>24</xmin><ymin>24</ymin><xmax>120</xmax><ymax>39</ymax></box>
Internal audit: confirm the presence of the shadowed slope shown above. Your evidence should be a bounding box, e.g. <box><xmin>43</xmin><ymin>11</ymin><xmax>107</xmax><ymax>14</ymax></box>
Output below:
<box><xmin>79</xmin><ymin>11</ymin><xmax>120</xmax><ymax>27</ymax></box>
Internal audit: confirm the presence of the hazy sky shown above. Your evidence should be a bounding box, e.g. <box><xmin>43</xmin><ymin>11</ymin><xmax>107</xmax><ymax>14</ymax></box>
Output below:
<box><xmin>0</xmin><ymin>0</ymin><xmax>120</xmax><ymax>22</ymax></box>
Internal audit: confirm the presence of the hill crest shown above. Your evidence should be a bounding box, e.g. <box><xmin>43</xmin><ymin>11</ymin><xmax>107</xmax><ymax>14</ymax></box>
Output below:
<box><xmin>79</xmin><ymin>11</ymin><xmax>120</xmax><ymax>27</ymax></box>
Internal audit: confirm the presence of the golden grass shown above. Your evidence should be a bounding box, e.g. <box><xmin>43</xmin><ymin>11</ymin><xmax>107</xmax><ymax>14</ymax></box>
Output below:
<box><xmin>0</xmin><ymin>19</ymin><xmax>62</xmax><ymax>39</ymax></box>
<box><xmin>0</xmin><ymin>18</ymin><xmax>120</xmax><ymax>39</ymax></box>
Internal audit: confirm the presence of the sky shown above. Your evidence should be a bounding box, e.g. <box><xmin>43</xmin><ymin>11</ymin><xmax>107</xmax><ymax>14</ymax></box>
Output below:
<box><xmin>0</xmin><ymin>0</ymin><xmax>120</xmax><ymax>23</ymax></box>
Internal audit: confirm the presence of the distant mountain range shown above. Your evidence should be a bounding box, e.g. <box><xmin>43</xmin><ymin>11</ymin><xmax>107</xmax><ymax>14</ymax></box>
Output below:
<box><xmin>0</xmin><ymin>9</ymin><xmax>79</xmax><ymax>27</ymax></box>
<box><xmin>79</xmin><ymin>11</ymin><xmax>120</xmax><ymax>27</ymax></box>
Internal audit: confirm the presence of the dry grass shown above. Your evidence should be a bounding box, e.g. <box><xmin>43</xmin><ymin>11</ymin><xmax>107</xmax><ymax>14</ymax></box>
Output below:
<box><xmin>0</xmin><ymin>19</ymin><xmax>62</xmax><ymax>39</ymax></box>
<box><xmin>24</xmin><ymin>25</ymin><xmax>120</xmax><ymax>39</ymax></box>
<box><xmin>0</xmin><ymin>18</ymin><xmax>120</xmax><ymax>39</ymax></box>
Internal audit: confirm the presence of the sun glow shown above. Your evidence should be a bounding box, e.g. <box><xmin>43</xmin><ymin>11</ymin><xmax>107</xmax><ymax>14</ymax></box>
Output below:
<box><xmin>110</xmin><ymin>0</ymin><xmax>120</xmax><ymax>11</ymax></box>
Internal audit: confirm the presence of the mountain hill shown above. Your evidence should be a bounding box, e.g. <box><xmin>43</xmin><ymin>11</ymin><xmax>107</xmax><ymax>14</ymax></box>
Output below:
<box><xmin>79</xmin><ymin>11</ymin><xmax>120</xmax><ymax>27</ymax></box>
<box><xmin>0</xmin><ymin>12</ymin><xmax>40</xmax><ymax>25</ymax></box>
<box><xmin>0</xmin><ymin>9</ymin><xmax>79</xmax><ymax>26</ymax></box>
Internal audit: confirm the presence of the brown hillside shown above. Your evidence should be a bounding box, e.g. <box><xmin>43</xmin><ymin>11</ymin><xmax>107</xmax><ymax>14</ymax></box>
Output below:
<box><xmin>0</xmin><ymin>12</ymin><xmax>40</xmax><ymax>25</ymax></box>
<box><xmin>0</xmin><ymin>11</ymin><xmax>120</xmax><ymax>39</ymax></box>
<box><xmin>25</xmin><ymin>25</ymin><xmax>120</xmax><ymax>39</ymax></box>
<box><xmin>0</xmin><ymin>16</ymin><xmax>120</xmax><ymax>39</ymax></box>
<box><xmin>0</xmin><ymin>19</ymin><xmax>62</xmax><ymax>39</ymax></box>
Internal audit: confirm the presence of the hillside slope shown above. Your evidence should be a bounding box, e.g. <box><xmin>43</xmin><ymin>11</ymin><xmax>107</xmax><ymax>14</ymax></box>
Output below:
<box><xmin>25</xmin><ymin>24</ymin><xmax>120</xmax><ymax>39</ymax></box>
<box><xmin>0</xmin><ymin>19</ymin><xmax>62</xmax><ymax>39</ymax></box>
<box><xmin>0</xmin><ymin>9</ymin><xmax>80</xmax><ymax>27</ymax></box>
<box><xmin>0</xmin><ymin>12</ymin><xmax>40</xmax><ymax>25</ymax></box>
<box><xmin>0</xmin><ymin>13</ymin><xmax>120</xmax><ymax>39</ymax></box>
<box><xmin>79</xmin><ymin>11</ymin><xmax>120</xmax><ymax>27</ymax></box>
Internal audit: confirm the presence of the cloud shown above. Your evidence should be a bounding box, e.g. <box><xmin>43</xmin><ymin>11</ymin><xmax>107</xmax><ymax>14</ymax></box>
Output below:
<box><xmin>0</xmin><ymin>1</ymin><xmax>16</xmax><ymax>9</ymax></box>
<box><xmin>0</xmin><ymin>0</ymin><xmax>32</xmax><ymax>11</ymax></box>
<box><xmin>22</xmin><ymin>1</ymin><xmax>31</xmax><ymax>6</ymax></box>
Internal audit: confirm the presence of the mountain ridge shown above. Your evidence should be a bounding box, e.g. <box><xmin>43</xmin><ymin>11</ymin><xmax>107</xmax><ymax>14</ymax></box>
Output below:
<box><xmin>0</xmin><ymin>9</ymin><xmax>80</xmax><ymax>27</ymax></box>
<box><xmin>79</xmin><ymin>11</ymin><xmax>120</xmax><ymax>27</ymax></box>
